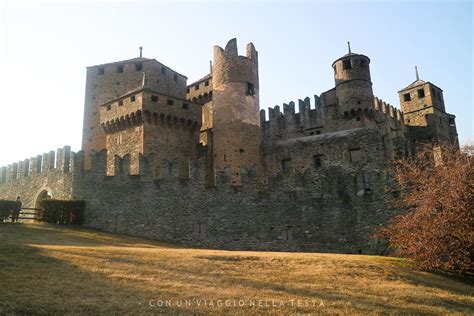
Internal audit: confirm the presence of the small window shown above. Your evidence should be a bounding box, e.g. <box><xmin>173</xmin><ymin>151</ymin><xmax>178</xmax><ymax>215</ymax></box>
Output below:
<box><xmin>167</xmin><ymin>99</ymin><xmax>174</xmax><ymax>105</ymax></box>
<box><xmin>173</xmin><ymin>74</ymin><xmax>178</xmax><ymax>82</ymax></box>
<box><xmin>316</xmin><ymin>130</ymin><xmax>321</xmax><ymax>135</ymax></box>
<box><xmin>118</xmin><ymin>100</ymin><xmax>123</xmax><ymax>106</ymax></box>
<box><xmin>106</xmin><ymin>105</ymin><xmax>111</xmax><ymax>111</ymax></box>
<box><xmin>97</xmin><ymin>67</ymin><xmax>105</xmax><ymax>75</ymax></box>
<box><xmin>135</xmin><ymin>62</ymin><xmax>143</xmax><ymax>71</ymax></box>
<box><xmin>131</xmin><ymin>95</ymin><xmax>136</xmax><ymax>102</ymax></box>
<box><xmin>281</xmin><ymin>158</ymin><xmax>291</xmax><ymax>171</ymax></box>
<box><xmin>182</xmin><ymin>103</ymin><xmax>189</xmax><ymax>110</ymax></box>
<box><xmin>417</xmin><ymin>88</ymin><xmax>425</xmax><ymax>98</ymax></box>
<box><xmin>310</xmin><ymin>132</ymin><xmax>315</xmax><ymax>136</ymax></box>
<box><xmin>161</xmin><ymin>67</ymin><xmax>166</xmax><ymax>74</ymax></box>
<box><xmin>117</xmin><ymin>65</ymin><xmax>124</xmax><ymax>73</ymax></box>
<box><xmin>151</xmin><ymin>95</ymin><xmax>158</xmax><ymax>102</ymax></box>
<box><xmin>194</xmin><ymin>84</ymin><xmax>199</xmax><ymax>90</ymax></box>
<box><xmin>204</xmin><ymin>80</ymin><xmax>209</xmax><ymax>87</ymax></box>
<box><xmin>403</xmin><ymin>93</ymin><xmax>411</xmax><ymax>101</ymax></box>
<box><xmin>313</xmin><ymin>154</ymin><xmax>323</xmax><ymax>168</ymax></box>
<box><xmin>246</xmin><ymin>82</ymin><xmax>255</xmax><ymax>96</ymax></box>
<box><xmin>350</xmin><ymin>148</ymin><xmax>362</xmax><ymax>163</ymax></box>
<box><xmin>343</xmin><ymin>59</ymin><xmax>352</xmax><ymax>70</ymax></box>
<box><xmin>449</xmin><ymin>118</ymin><xmax>455</xmax><ymax>126</ymax></box>
<box><xmin>186</xmin><ymin>87</ymin><xmax>190</xmax><ymax>93</ymax></box>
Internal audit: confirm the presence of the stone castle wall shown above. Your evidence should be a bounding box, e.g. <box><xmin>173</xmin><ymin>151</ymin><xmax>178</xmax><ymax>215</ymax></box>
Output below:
<box><xmin>0</xmin><ymin>146</ymin><xmax>73</xmax><ymax>207</ymax></box>
<box><xmin>70</xmin><ymin>127</ymin><xmax>394</xmax><ymax>254</ymax></box>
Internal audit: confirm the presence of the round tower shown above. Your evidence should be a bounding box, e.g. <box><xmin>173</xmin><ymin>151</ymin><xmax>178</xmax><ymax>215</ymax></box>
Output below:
<box><xmin>332</xmin><ymin>43</ymin><xmax>374</xmax><ymax>115</ymax></box>
<box><xmin>211</xmin><ymin>38</ymin><xmax>262</xmax><ymax>185</ymax></box>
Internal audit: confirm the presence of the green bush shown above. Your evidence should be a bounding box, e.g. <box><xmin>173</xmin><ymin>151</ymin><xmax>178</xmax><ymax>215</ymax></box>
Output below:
<box><xmin>38</xmin><ymin>200</ymin><xmax>85</xmax><ymax>225</ymax></box>
<box><xmin>0</xmin><ymin>200</ymin><xmax>19</xmax><ymax>222</ymax></box>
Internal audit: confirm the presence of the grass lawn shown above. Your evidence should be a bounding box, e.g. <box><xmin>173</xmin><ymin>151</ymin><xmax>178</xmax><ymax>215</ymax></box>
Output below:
<box><xmin>0</xmin><ymin>223</ymin><xmax>472</xmax><ymax>315</ymax></box>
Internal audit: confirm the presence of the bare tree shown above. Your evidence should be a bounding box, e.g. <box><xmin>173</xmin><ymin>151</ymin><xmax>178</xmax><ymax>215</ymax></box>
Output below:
<box><xmin>380</xmin><ymin>145</ymin><xmax>473</xmax><ymax>272</ymax></box>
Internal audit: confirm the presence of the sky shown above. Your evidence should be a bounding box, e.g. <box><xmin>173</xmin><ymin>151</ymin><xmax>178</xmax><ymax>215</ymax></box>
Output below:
<box><xmin>0</xmin><ymin>0</ymin><xmax>472</xmax><ymax>166</ymax></box>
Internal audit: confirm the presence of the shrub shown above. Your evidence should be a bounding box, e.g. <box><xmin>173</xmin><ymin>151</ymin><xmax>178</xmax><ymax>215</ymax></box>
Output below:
<box><xmin>379</xmin><ymin>145</ymin><xmax>473</xmax><ymax>272</ymax></box>
<box><xmin>0</xmin><ymin>200</ymin><xmax>18</xmax><ymax>222</ymax></box>
<box><xmin>38</xmin><ymin>199</ymin><xmax>85</xmax><ymax>225</ymax></box>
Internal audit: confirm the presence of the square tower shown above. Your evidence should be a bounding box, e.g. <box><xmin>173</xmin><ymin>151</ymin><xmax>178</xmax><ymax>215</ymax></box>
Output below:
<box><xmin>398</xmin><ymin>72</ymin><xmax>458</xmax><ymax>148</ymax></box>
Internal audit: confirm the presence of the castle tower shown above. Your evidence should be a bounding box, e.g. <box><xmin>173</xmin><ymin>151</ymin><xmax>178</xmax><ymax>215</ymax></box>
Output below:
<box><xmin>398</xmin><ymin>67</ymin><xmax>458</xmax><ymax>148</ymax></box>
<box><xmin>211</xmin><ymin>38</ymin><xmax>262</xmax><ymax>185</ymax></box>
<box><xmin>332</xmin><ymin>43</ymin><xmax>374</xmax><ymax>116</ymax></box>
<box><xmin>82</xmin><ymin>50</ymin><xmax>188</xmax><ymax>168</ymax></box>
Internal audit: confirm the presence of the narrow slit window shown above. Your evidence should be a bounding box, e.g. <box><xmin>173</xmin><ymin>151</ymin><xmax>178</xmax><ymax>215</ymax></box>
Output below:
<box><xmin>246</xmin><ymin>82</ymin><xmax>255</xmax><ymax>96</ymax></box>
<box><xmin>343</xmin><ymin>59</ymin><xmax>352</xmax><ymax>70</ymax></box>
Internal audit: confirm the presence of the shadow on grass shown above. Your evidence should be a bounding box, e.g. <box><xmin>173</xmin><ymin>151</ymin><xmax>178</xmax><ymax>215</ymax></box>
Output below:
<box><xmin>1</xmin><ymin>223</ymin><xmax>472</xmax><ymax>314</ymax></box>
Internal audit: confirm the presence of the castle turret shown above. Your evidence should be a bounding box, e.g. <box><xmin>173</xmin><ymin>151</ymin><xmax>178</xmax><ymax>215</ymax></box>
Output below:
<box><xmin>398</xmin><ymin>67</ymin><xmax>458</xmax><ymax>149</ymax></box>
<box><xmin>211</xmin><ymin>38</ymin><xmax>262</xmax><ymax>185</ymax></box>
<box><xmin>332</xmin><ymin>43</ymin><xmax>374</xmax><ymax>116</ymax></box>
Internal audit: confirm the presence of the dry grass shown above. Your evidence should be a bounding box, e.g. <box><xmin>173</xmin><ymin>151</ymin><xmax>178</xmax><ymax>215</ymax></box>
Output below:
<box><xmin>0</xmin><ymin>223</ymin><xmax>472</xmax><ymax>315</ymax></box>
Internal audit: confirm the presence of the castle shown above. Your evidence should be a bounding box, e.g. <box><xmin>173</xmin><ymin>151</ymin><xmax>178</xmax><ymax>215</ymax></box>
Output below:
<box><xmin>0</xmin><ymin>39</ymin><xmax>458</xmax><ymax>253</ymax></box>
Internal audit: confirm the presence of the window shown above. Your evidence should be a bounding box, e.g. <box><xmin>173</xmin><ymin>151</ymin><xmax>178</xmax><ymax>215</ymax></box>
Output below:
<box><xmin>97</xmin><ymin>67</ymin><xmax>105</xmax><ymax>75</ymax></box>
<box><xmin>106</xmin><ymin>105</ymin><xmax>111</xmax><ymax>111</ymax></box>
<box><xmin>281</xmin><ymin>158</ymin><xmax>291</xmax><ymax>171</ymax></box>
<box><xmin>204</xmin><ymin>80</ymin><xmax>209</xmax><ymax>87</ymax></box>
<box><xmin>161</xmin><ymin>66</ymin><xmax>166</xmax><ymax>74</ymax></box>
<box><xmin>246</xmin><ymin>82</ymin><xmax>255</xmax><ymax>96</ymax></box>
<box><xmin>182</xmin><ymin>103</ymin><xmax>189</xmax><ymax>110</ymax></box>
<box><xmin>186</xmin><ymin>87</ymin><xmax>190</xmax><ymax>93</ymax></box>
<box><xmin>316</xmin><ymin>130</ymin><xmax>321</xmax><ymax>135</ymax></box>
<box><xmin>313</xmin><ymin>154</ymin><xmax>323</xmax><ymax>168</ymax></box>
<box><xmin>403</xmin><ymin>93</ymin><xmax>411</xmax><ymax>101</ymax></box>
<box><xmin>417</xmin><ymin>88</ymin><xmax>425</xmax><ymax>98</ymax></box>
<box><xmin>343</xmin><ymin>59</ymin><xmax>352</xmax><ymax>70</ymax></box>
<box><xmin>350</xmin><ymin>148</ymin><xmax>362</xmax><ymax>163</ymax></box>
<box><xmin>173</xmin><ymin>74</ymin><xmax>178</xmax><ymax>82</ymax></box>
<box><xmin>282</xmin><ymin>226</ymin><xmax>293</xmax><ymax>242</ymax></box>
<box><xmin>117</xmin><ymin>65</ymin><xmax>124</xmax><ymax>73</ymax></box>
<box><xmin>194</xmin><ymin>84</ymin><xmax>199</xmax><ymax>90</ymax></box>
<box><xmin>167</xmin><ymin>99</ymin><xmax>174</xmax><ymax>105</ymax></box>
<box><xmin>151</xmin><ymin>95</ymin><xmax>158</xmax><ymax>102</ymax></box>
<box><xmin>135</xmin><ymin>62</ymin><xmax>143</xmax><ymax>71</ymax></box>
<box><xmin>131</xmin><ymin>95</ymin><xmax>136</xmax><ymax>102</ymax></box>
<box><xmin>449</xmin><ymin>118</ymin><xmax>455</xmax><ymax>126</ymax></box>
<box><xmin>118</xmin><ymin>100</ymin><xmax>123</xmax><ymax>106</ymax></box>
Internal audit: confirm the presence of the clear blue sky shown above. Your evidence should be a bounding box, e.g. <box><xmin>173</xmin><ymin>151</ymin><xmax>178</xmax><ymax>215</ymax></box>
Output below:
<box><xmin>0</xmin><ymin>1</ymin><xmax>472</xmax><ymax>166</ymax></box>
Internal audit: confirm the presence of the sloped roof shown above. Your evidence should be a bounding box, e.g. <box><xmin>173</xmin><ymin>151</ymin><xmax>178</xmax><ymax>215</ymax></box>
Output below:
<box><xmin>398</xmin><ymin>79</ymin><xmax>443</xmax><ymax>93</ymax></box>
<box><xmin>188</xmin><ymin>73</ymin><xmax>212</xmax><ymax>87</ymax></box>
<box><xmin>87</xmin><ymin>57</ymin><xmax>154</xmax><ymax>68</ymax></box>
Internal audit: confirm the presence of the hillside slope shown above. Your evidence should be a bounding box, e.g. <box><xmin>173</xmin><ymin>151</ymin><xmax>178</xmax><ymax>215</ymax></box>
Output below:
<box><xmin>0</xmin><ymin>223</ymin><xmax>472</xmax><ymax>315</ymax></box>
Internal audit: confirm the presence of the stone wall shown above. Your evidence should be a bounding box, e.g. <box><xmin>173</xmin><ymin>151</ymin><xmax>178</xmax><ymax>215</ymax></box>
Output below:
<box><xmin>70</xmin><ymin>127</ymin><xmax>393</xmax><ymax>254</ymax></box>
<box><xmin>0</xmin><ymin>146</ymin><xmax>73</xmax><ymax>207</ymax></box>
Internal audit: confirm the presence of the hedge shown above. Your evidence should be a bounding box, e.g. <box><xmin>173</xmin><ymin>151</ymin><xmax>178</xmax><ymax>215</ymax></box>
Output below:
<box><xmin>38</xmin><ymin>199</ymin><xmax>85</xmax><ymax>225</ymax></box>
<box><xmin>0</xmin><ymin>199</ymin><xmax>19</xmax><ymax>221</ymax></box>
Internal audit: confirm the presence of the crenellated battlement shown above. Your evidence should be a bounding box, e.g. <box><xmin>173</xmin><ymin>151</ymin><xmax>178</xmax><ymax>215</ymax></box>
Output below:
<box><xmin>0</xmin><ymin>146</ymin><xmax>72</xmax><ymax>184</ymax></box>
<box><xmin>260</xmin><ymin>95</ymin><xmax>325</xmax><ymax>138</ymax></box>
<box><xmin>373</xmin><ymin>96</ymin><xmax>404</xmax><ymax>124</ymax></box>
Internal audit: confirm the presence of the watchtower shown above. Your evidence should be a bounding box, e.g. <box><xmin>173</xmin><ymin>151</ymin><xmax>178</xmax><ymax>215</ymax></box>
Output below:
<box><xmin>398</xmin><ymin>67</ymin><xmax>458</xmax><ymax>148</ymax></box>
<box><xmin>211</xmin><ymin>38</ymin><xmax>262</xmax><ymax>185</ymax></box>
<box><xmin>332</xmin><ymin>43</ymin><xmax>374</xmax><ymax>116</ymax></box>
